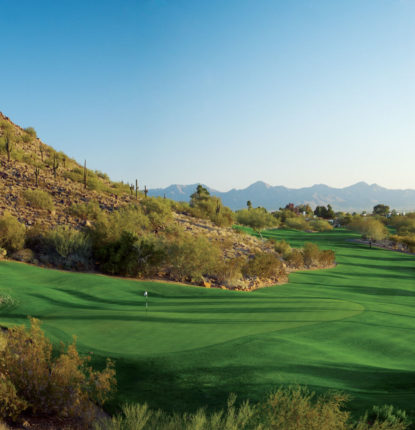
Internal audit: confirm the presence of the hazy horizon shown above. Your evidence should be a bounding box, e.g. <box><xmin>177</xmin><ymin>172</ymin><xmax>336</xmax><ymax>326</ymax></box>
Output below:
<box><xmin>149</xmin><ymin>180</ymin><xmax>415</xmax><ymax>193</ymax></box>
<box><xmin>1</xmin><ymin>0</ymin><xmax>414</xmax><ymax>190</ymax></box>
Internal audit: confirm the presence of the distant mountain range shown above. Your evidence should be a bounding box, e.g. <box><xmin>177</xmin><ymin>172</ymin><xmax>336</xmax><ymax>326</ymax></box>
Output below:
<box><xmin>148</xmin><ymin>181</ymin><xmax>415</xmax><ymax>212</ymax></box>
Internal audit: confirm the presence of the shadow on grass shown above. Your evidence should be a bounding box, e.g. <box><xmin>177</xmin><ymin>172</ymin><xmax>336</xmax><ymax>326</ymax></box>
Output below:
<box><xmin>94</xmin><ymin>352</ymin><xmax>415</xmax><ymax>416</ymax></box>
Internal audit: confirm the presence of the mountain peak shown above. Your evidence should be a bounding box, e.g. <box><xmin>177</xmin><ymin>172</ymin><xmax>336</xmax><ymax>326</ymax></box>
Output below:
<box><xmin>149</xmin><ymin>181</ymin><xmax>415</xmax><ymax>211</ymax></box>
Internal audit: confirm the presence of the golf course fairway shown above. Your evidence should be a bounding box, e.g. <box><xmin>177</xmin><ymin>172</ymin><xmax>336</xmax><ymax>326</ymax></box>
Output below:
<box><xmin>1</xmin><ymin>228</ymin><xmax>414</xmax><ymax>416</ymax></box>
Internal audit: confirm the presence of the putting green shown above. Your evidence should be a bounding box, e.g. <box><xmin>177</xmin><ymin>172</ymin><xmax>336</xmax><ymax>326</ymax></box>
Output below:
<box><xmin>0</xmin><ymin>228</ymin><xmax>414</xmax><ymax>416</ymax></box>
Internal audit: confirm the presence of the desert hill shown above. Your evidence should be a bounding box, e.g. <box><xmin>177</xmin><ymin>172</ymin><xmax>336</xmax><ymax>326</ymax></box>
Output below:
<box><xmin>0</xmin><ymin>112</ymin><xmax>139</xmax><ymax>228</ymax></box>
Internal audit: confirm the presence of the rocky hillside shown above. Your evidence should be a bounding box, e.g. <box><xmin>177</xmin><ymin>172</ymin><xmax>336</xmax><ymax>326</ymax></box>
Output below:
<box><xmin>0</xmin><ymin>112</ymin><xmax>137</xmax><ymax>227</ymax></box>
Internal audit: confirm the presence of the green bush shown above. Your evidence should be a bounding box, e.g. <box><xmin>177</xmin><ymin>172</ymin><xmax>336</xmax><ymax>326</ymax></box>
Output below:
<box><xmin>23</xmin><ymin>189</ymin><xmax>54</xmax><ymax>211</ymax></box>
<box><xmin>26</xmin><ymin>226</ymin><xmax>92</xmax><ymax>270</ymax></box>
<box><xmin>273</xmin><ymin>239</ymin><xmax>292</xmax><ymax>258</ymax></box>
<box><xmin>214</xmin><ymin>256</ymin><xmax>246</xmax><ymax>287</ymax></box>
<box><xmin>189</xmin><ymin>185</ymin><xmax>235</xmax><ymax>227</ymax></box>
<box><xmin>348</xmin><ymin>217</ymin><xmax>388</xmax><ymax>243</ymax></box>
<box><xmin>68</xmin><ymin>201</ymin><xmax>102</xmax><ymax>221</ymax></box>
<box><xmin>285</xmin><ymin>249</ymin><xmax>304</xmax><ymax>269</ymax></box>
<box><xmin>94</xmin><ymin>386</ymin><xmax>409</xmax><ymax>430</ymax></box>
<box><xmin>24</xmin><ymin>127</ymin><xmax>37</xmax><ymax>138</ymax></box>
<box><xmin>236</xmin><ymin>208</ymin><xmax>278</xmax><ymax>231</ymax></box>
<box><xmin>302</xmin><ymin>242</ymin><xmax>321</xmax><ymax>267</ymax></box>
<box><xmin>166</xmin><ymin>233</ymin><xmax>221</xmax><ymax>282</ymax></box>
<box><xmin>242</xmin><ymin>253</ymin><xmax>285</xmax><ymax>279</ymax></box>
<box><xmin>97</xmin><ymin>232</ymin><xmax>166</xmax><ymax>278</ymax></box>
<box><xmin>89</xmin><ymin>206</ymin><xmax>150</xmax><ymax>246</ymax></box>
<box><xmin>140</xmin><ymin>198</ymin><xmax>173</xmax><ymax>231</ymax></box>
<box><xmin>259</xmin><ymin>386</ymin><xmax>349</xmax><ymax>430</ymax></box>
<box><xmin>309</xmin><ymin>219</ymin><xmax>333</xmax><ymax>232</ymax></box>
<box><xmin>0</xmin><ymin>212</ymin><xmax>25</xmax><ymax>253</ymax></box>
<box><xmin>284</xmin><ymin>217</ymin><xmax>309</xmax><ymax>231</ymax></box>
<box><xmin>366</xmin><ymin>404</ymin><xmax>411</xmax><ymax>428</ymax></box>
<box><xmin>95</xmin><ymin>394</ymin><xmax>256</xmax><ymax>430</ymax></box>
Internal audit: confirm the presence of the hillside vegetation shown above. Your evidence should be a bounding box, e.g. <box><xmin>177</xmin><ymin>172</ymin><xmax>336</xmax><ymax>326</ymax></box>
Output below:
<box><xmin>0</xmin><ymin>113</ymin><xmax>335</xmax><ymax>290</ymax></box>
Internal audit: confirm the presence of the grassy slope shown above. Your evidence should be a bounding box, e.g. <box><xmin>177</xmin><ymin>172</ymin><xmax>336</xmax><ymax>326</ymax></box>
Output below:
<box><xmin>0</xmin><ymin>228</ymin><xmax>414</xmax><ymax>416</ymax></box>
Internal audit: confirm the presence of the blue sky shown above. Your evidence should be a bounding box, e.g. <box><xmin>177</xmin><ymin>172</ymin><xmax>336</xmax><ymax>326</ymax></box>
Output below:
<box><xmin>1</xmin><ymin>0</ymin><xmax>414</xmax><ymax>190</ymax></box>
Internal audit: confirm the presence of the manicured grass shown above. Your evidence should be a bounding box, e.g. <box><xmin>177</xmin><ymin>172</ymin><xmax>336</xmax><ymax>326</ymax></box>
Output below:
<box><xmin>1</xmin><ymin>228</ymin><xmax>414</xmax><ymax>416</ymax></box>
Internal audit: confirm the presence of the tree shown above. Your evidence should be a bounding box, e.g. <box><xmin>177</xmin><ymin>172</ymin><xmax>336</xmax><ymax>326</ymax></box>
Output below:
<box><xmin>314</xmin><ymin>204</ymin><xmax>335</xmax><ymax>219</ymax></box>
<box><xmin>236</xmin><ymin>208</ymin><xmax>279</xmax><ymax>237</ymax></box>
<box><xmin>190</xmin><ymin>185</ymin><xmax>210</xmax><ymax>205</ymax></box>
<box><xmin>349</xmin><ymin>217</ymin><xmax>388</xmax><ymax>248</ymax></box>
<box><xmin>373</xmin><ymin>204</ymin><xmax>390</xmax><ymax>217</ymax></box>
<box><xmin>247</xmin><ymin>200</ymin><xmax>252</xmax><ymax>210</ymax></box>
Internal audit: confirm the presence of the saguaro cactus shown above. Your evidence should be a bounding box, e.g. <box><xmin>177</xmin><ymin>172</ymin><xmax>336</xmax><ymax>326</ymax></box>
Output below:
<box><xmin>135</xmin><ymin>179</ymin><xmax>139</xmax><ymax>200</ymax></box>
<box><xmin>34</xmin><ymin>166</ymin><xmax>40</xmax><ymax>187</ymax></box>
<box><xmin>5</xmin><ymin>133</ymin><xmax>12</xmax><ymax>162</ymax></box>
<box><xmin>144</xmin><ymin>185</ymin><xmax>148</xmax><ymax>198</ymax></box>
<box><xmin>83</xmin><ymin>160</ymin><xmax>87</xmax><ymax>189</ymax></box>
<box><xmin>52</xmin><ymin>154</ymin><xmax>59</xmax><ymax>179</ymax></box>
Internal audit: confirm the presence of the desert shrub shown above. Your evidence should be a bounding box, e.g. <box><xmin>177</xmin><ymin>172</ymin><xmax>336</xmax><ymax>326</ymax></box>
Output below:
<box><xmin>89</xmin><ymin>206</ymin><xmax>150</xmax><ymax>246</ymax></box>
<box><xmin>388</xmin><ymin>234</ymin><xmax>415</xmax><ymax>252</ymax></box>
<box><xmin>400</xmin><ymin>235</ymin><xmax>415</xmax><ymax>253</ymax></box>
<box><xmin>134</xmin><ymin>235</ymin><xmax>167</xmax><ymax>277</ymax></box>
<box><xmin>24</xmin><ymin>127</ymin><xmax>37</xmax><ymax>138</ymax></box>
<box><xmin>242</xmin><ymin>253</ymin><xmax>285</xmax><ymax>279</ymax></box>
<box><xmin>211</xmin><ymin>205</ymin><xmax>235</xmax><ymax>227</ymax></box>
<box><xmin>23</xmin><ymin>189</ymin><xmax>54</xmax><ymax>211</ymax></box>
<box><xmin>189</xmin><ymin>185</ymin><xmax>235</xmax><ymax>227</ymax></box>
<box><xmin>140</xmin><ymin>198</ymin><xmax>173</xmax><ymax>231</ymax></box>
<box><xmin>98</xmin><ymin>232</ymin><xmax>166</xmax><ymax>277</ymax></box>
<box><xmin>98</xmin><ymin>231</ymin><xmax>141</xmax><ymax>276</ymax></box>
<box><xmin>0</xmin><ymin>212</ymin><xmax>25</xmax><ymax>253</ymax></box>
<box><xmin>47</xmin><ymin>226</ymin><xmax>91</xmax><ymax>260</ymax></box>
<box><xmin>95</xmin><ymin>394</ymin><xmax>257</xmax><ymax>430</ymax></box>
<box><xmin>285</xmin><ymin>249</ymin><xmax>304</xmax><ymax>269</ymax></box>
<box><xmin>27</xmin><ymin>226</ymin><xmax>92</xmax><ymax>270</ymax></box>
<box><xmin>10</xmin><ymin>248</ymin><xmax>34</xmax><ymax>263</ymax></box>
<box><xmin>166</xmin><ymin>234</ymin><xmax>221</xmax><ymax>282</ymax></box>
<box><xmin>273</xmin><ymin>239</ymin><xmax>292</xmax><ymax>258</ymax></box>
<box><xmin>95</xmin><ymin>386</ymin><xmax>412</xmax><ymax>430</ymax></box>
<box><xmin>64</xmin><ymin>167</ymin><xmax>83</xmax><ymax>182</ymax></box>
<box><xmin>284</xmin><ymin>216</ymin><xmax>309</xmax><ymax>231</ymax></box>
<box><xmin>318</xmin><ymin>249</ymin><xmax>336</xmax><ymax>266</ymax></box>
<box><xmin>302</xmin><ymin>242</ymin><xmax>321</xmax><ymax>267</ymax></box>
<box><xmin>95</xmin><ymin>170</ymin><xmax>110</xmax><ymax>181</ymax></box>
<box><xmin>68</xmin><ymin>201</ymin><xmax>102</xmax><ymax>221</ymax></box>
<box><xmin>366</xmin><ymin>405</ymin><xmax>411</xmax><ymax>428</ymax></box>
<box><xmin>214</xmin><ymin>256</ymin><xmax>246</xmax><ymax>287</ymax></box>
<box><xmin>258</xmin><ymin>386</ymin><xmax>349</xmax><ymax>430</ymax></box>
<box><xmin>0</xmin><ymin>318</ymin><xmax>115</xmax><ymax>422</ymax></box>
<box><xmin>309</xmin><ymin>219</ymin><xmax>333</xmax><ymax>232</ymax></box>
<box><xmin>0</xmin><ymin>376</ymin><xmax>28</xmax><ymax>422</ymax></box>
<box><xmin>348</xmin><ymin>218</ymin><xmax>388</xmax><ymax>243</ymax></box>
<box><xmin>236</xmin><ymin>208</ymin><xmax>278</xmax><ymax>231</ymax></box>
<box><xmin>170</xmin><ymin>200</ymin><xmax>191</xmax><ymax>214</ymax></box>
<box><xmin>389</xmin><ymin>216</ymin><xmax>415</xmax><ymax>236</ymax></box>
